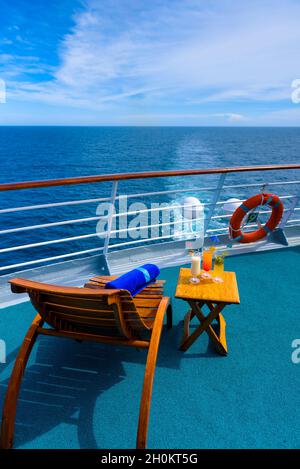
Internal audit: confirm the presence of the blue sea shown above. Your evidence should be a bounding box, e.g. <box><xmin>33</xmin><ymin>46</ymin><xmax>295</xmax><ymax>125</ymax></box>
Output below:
<box><xmin>1</xmin><ymin>126</ymin><xmax>300</xmax><ymax>271</ymax></box>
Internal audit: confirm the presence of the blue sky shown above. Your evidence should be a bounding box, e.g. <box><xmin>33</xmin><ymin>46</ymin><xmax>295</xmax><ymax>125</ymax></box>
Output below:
<box><xmin>0</xmin><ymin>0</ymin><xmax>300</xmax><ymax>125</ymax></box>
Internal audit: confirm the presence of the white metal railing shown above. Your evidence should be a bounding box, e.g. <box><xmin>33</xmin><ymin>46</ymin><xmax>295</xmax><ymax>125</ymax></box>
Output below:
<box><xmin>0</xmin><ymin>247</ymin><xmax>105</xmax><ymax>272</ymax></box>
<box><xmin>0</xmin><ymin>196</ymin><xmax>112</xmax><ymax>214</ymax></box>
<box><xmin>1</xmin><ymin>165</ymin><xmax>300</xmax><ymax>273</ymax></box>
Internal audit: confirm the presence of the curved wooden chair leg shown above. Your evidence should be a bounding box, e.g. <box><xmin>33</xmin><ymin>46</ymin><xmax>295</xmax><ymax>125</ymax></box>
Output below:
<box><xmin>136</xmin><ymin>297</ymin><xmax>170</xmax><ymax>449</ymax></box>
<box><xmin>0</xmin><ymin>314</ymin><xmax>43</xmax><ymax>449</ymax></box>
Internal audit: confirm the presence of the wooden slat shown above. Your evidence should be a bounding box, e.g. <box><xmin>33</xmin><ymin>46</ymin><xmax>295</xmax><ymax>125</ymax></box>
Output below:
<box><xmin>40</xmin><ymin>293</ymin><xmax>113</xmax><ymax>311</ymax></box>
<box><xmin>88</xmin><ymin>276</ymin><xmax>165</xmax><ymax>287</ymax></box>
<box><xmin>85</xmin><ymin>282</ymin><xmax>163</xmax><ymax>298</ymax></box>
<box><xmin>48</xmin><ymin>313</ymin><xmax>118</xmax><ymax>328</ymax></box>
<box><xmin>132</xmin><ymin>307</ymin><xmax>157</xmax><ymax>316</ymax></box>
<box><xmin>132</xmin><ymin>298</ymin><xmax>161</xmax><ymax>308</ymax></box>
<box><xmin>135</xmin><ymin>291</ymin><xmax>163</xmax><ymax>297</ymax></box>
<box><xmin>44</xmin><ymin>303</ymin><xmax>117</xmax><ymax>325</ymax></box>
<box><xmin>44</xmin><ymin>301</ymin><xmax>114</xmax><ymax>318</ymax></box>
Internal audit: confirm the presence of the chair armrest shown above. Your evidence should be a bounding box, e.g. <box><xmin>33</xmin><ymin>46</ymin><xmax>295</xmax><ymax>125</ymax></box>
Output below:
<box><xmin>9</xmin><ymin>278</ymin><xmax>120</xmax><ymax>297</ymax></box>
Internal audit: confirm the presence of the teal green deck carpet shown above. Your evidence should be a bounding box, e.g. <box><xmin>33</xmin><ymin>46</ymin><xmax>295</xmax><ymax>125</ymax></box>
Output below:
<box><xmin>0</xmin><ymin>247</ymin><xmax>299</xmax><ymax>448</ymax></box>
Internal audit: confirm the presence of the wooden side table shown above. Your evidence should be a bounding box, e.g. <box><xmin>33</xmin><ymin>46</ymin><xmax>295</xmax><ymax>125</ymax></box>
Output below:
<box><xmin>175</xmin><ymin>268</ymin><xmax>240</xmax><ymax>355</ymax></box>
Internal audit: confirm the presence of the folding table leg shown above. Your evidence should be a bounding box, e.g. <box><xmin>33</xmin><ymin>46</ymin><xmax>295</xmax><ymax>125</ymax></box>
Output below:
<box><xmin>205</xmin><ymin>302</ymin><xmax>227</xmax><ymax>355</ymax></box>
<box><xmin>180</xmin><ymin>302</ymin><xmax>218</xmax><ymax>351</ymax></box>
<box><xmin>179</xmin><ymin>301</ymin><xmax>227</xmax><ymax>355</ymax></box>
<box><xmin>217</xmin><ymin>313</ymin><xmax>227</xmax><ymax>354</ymax></box>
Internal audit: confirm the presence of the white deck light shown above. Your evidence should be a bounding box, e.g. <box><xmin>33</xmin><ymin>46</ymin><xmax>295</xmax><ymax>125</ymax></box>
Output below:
<box><xmin>223</xmin><ymin>198</ymin><xmax>242</xmax><ymax>214</ymax></box>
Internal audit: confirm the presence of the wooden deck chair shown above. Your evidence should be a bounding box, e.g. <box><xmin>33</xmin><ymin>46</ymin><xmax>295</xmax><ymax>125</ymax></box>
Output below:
<box><xmin>0</xmin><ymin>276</ymin><xmax>172</xmax><ymax>450</ymax></box>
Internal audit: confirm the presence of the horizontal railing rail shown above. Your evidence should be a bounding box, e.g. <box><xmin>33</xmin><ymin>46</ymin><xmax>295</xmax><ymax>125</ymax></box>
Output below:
<box><xmin>0</xmin><ymin>247</ymin><xmax>105</xmax><ymax>272</ymax></box>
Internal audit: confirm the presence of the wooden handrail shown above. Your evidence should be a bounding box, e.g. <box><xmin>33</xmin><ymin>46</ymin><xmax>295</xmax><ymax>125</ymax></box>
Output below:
<box><xmin>0</xmin><ymin>164</ymin><xmax>299</xmax><ymax>192</ymax></box>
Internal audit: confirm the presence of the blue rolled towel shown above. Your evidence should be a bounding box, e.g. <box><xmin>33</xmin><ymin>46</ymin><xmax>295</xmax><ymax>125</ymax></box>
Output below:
<box><xmin>105</xmin><ymin>263</ymin><xmax>160</xmax><ymax>297</ymax></box>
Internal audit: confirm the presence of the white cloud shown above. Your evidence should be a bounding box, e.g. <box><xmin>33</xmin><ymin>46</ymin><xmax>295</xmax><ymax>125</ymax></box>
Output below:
<box><xmin>215</xmin><ymin>113</ymin><xmax>246</xmax><ymax>123</ymax></box>
<box><xmin>59</xmin><ymin>0</ymin><xmax>300</xmax><ymax>104</ymax></box>
<box><xmin>188</xmin><ymin>86</ymin><xmax>291</xmax><ymax>104</ymax></box>
<box><xmin>3</xmin><ymin>0</ymin><xmax>300</xmax><ymax>124</ymax></box>
<box><xmin>123</xmin><ymin>112</ymin><xmax>247</xmax><ymax>126</ymax></box>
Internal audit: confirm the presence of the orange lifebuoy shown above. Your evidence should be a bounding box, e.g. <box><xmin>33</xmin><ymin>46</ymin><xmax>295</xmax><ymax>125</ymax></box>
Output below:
<box><xmin>229</xmin><ymin>193</ymin><xmax>284</xmax><ymax>243</ymax></box>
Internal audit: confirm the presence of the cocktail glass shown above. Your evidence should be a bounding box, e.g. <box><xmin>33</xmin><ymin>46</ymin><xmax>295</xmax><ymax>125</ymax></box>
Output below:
<box><xmin>201</xmin><ymin>249</ymin><xmax>212</xmax><ymax>280</ymax></box>
<box><xmin>190</xmin><ymin>255</ymin><xmax>200</xmax><ymax>284</ymax></box>
<box><xmin>213</xmin><ymin>254</ymin><xmax>224</xmax><ymax>283</ymax></box>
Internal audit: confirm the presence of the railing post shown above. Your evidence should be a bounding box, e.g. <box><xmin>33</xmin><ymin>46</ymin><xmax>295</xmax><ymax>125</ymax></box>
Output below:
<box><xmin>279</xmin><ymin>190</ymin><xmax>300</xmax><ymax>230</ymax></box>
<box><xmin>204</xmin><ymin>173</ymin><xmax>226</xmax><ymax>236</ymax></box>
<box><xmin>103</xmin><ymin>180</ymin><xmax>118</xmax><ymax>256</ymax></box>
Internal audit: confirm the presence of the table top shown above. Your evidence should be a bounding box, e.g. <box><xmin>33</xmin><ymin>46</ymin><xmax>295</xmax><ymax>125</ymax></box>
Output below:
<box><xmin>175</xmin><ymin>268</ymin><xmax>240</xmax><ymax>304</ymax></box>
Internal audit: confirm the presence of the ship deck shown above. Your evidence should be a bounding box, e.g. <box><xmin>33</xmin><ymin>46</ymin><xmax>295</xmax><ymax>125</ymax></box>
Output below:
<box><xmin>0</xmin><ymin>246</ymin><xmax>299</xmax><ymax>449</ymax></box>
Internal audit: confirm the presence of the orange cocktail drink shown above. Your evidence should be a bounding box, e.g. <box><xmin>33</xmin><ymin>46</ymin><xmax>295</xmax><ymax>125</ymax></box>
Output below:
<box><xmin>202</xmin><ymin>249</ymin><xmax>213</xmax><ymax>271</ymax></box>
<box><xmin>201</xmin><ymin>249</ymin><xmax>213</xmax><ymax>279</ymax></box>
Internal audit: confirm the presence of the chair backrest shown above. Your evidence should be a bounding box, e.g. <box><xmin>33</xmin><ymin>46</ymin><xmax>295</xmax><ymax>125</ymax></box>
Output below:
<box><xmin>9</xmin><ymin>278</ymin><xmax>149</xmax><ymax>340</ymax></box>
